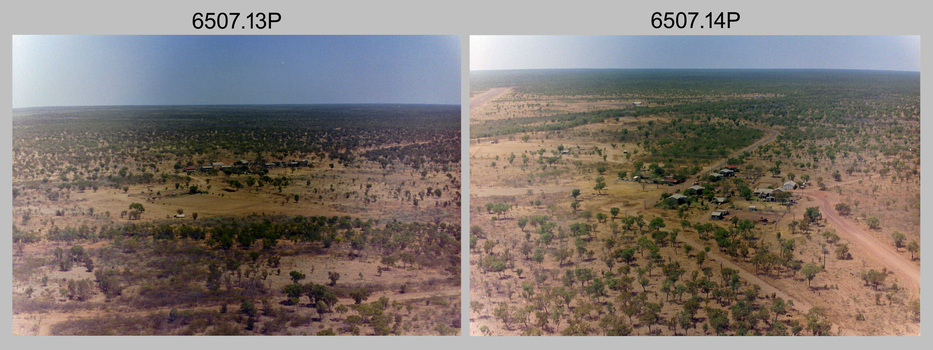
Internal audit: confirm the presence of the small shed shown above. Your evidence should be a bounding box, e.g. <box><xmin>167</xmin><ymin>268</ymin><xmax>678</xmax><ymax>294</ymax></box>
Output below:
<box><xmin>669</xmin><ymin>194</ymin><xmax>688</xmax><ymax>203</ymax></box>
<box><xmin>711</xmin><ymin>211</ymin><xmax>727</xmax><ymax>220</ymax></box>
<box><xmin>783</xmin><ymin>181</ymin><xmax>798</xmax><ymax>190</ymax></box>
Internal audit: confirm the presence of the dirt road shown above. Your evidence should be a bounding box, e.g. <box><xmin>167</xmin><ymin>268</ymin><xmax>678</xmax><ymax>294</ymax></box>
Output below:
<box><xmin>798</xmin><ymin>189</ymin><xmax>920</xmax><ymax>290</ymax></box>
<box><xmin>469</xmin><ymin>87</ymin><xmax>512</xmax><ymax>112</ymax></box>
<box><xmin>706</xmin><ymin>126</ymin><xmax>778</xmax><ymax>173</ymax></box>
<box><xmin>470</xmin><ymin>185</ymin><xmax>575</xmax><ymax>198</ymax></box>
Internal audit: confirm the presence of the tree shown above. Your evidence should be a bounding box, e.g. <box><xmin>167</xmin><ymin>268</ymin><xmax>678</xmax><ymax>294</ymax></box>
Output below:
<box><xmin>307</xmin><ymin>284</ymin><xmax>337</xmax><ymax>312</ymax></box>
<box><xmin>834</xmin><ymin>203</ymin><xmax>851</xmax><ymax>216</ymax></box>
<box><xmin>283</xmin><ymin>283</ymin><xmax>306</xmax><ymax>305</ymax></box>
<box><xmin>860</xmin><ymin>269</ymin><xmax>887</xmax><ymax>290</ymax></box>
<box><xmin>822</xmin><ymin>231</ymin><xmax>840</xmax><ymax>245</ymax></box>
<box><xmin>594</xmin><ymin>180</ymin><xmax>606</xmax><ymax>195</ymax></box>
<box><xmin>94</xmin><ymin>269</ymin><xmax>123</xmax><ymax>299</ymax></box>
<box><xmin>349</xmin><ymin>287</ymin><xmax>372</xmax><ymax>304</ymax></box>
<box><xmin>665</xmin><ymin>229</ymin><xmax>679</xmax><ymax>248</ymax></box>
<box><xmin>891</xmin><ymin>231</ymin><xmax>906</xmax><ymax>250</ymax></box>
<box><xmin>649</xmin><ymin>217</ymin><xmax>666</xmax><ymax>231</ymax></box>
<box><xmin>770</xmin><ymin>297</ymin><xmax>788</xmax><ymax>324</ymax></box>
<box><xmin>328</xmin><ymin>271</ymin><xmax>340</xmax><ymax>286</ymax></box>
<box><xmin>570</xmin><ymin>201</ymin><xmax>580</xmax><ymax>212</ymax></box>
<box><xmin>599</xmin><ymin>314</ymin><xmax>632</xmax><ymax>336</ymax></box>
<box><xmin>552</xmin><ymin>247</ymin><xmax>573</xmax><ymax>267</ymax></box>
<box><xmin>865</xmin><ymin>216</ymin><xmax>881</xmax><ymax>230</ymax></box>
<box><xmin>804</xmin><ymin>207</ymin><xmax>821</xmax><ymax>223</ymax></box>
<box><xmin>610</xmin><ymin>207</ymin><xmax>620</xmax><ymax>221</ymax></box>
<box><xmin>695</xmin><ymin>250</ymin><xmax>706</xmax><ymax>265</ymax></box>
<box><xmin>289</xmin><ymin>270</ymin><xmax>306</xmax><ymax>284</ymax></box>
<box><xmin>907</xmin><ymin>240</ymin><xmax>919</xmax><ymax>260</ymax></box>
<box><xmin>806</xmin><ymin>307</ymin><xmax>832</xmax><ymax>336</ymax></box>
<box><xmin>801</xmin><ymin>264</ymin><xmax>822</xmax><ymax>288</ymax></box>
<box><xmin>67</xmin><ymin>279</ymin><xmax>94</xmax><ymax>301</ymax></box>
<box><xmin>596</xmin><ymin>212</ymin><xmax>608</xmax><ymax>223</ymax></box>
<box><xmin>632</xmin><ymin>161</ymin><xmax>644</xmax><ymax>173</ymax></box>
<box><xmin>834</xmin><ymin>243</ymin><xmax>851</xmax><ymax>260</ymax></box>
<box><xmin>531</xmin><ymin>248</ymin><xmax>545</xmax><ymax>265</ymax></box>
<box><xmin>706</xmin><ymin>307</ymin><xmax>730</xmax><ymax>335</ymax></box>
<box><xmin>128</xmin><ymin>202</ymin><xmax>145</xmax><ymax>220</ymax></box>
<box><xmin>487</xmin><ymin>202</ymin><xmax>512</xmax><ymax>218</ymax></box>
<box><xmin>571</xmin><ymin>189</ymin><xmax>581</xmax><ymax>201</ymax></box>
<box><xmin>482</xmin><ymin>255</ymin><xmax>508</xmax><ymax>277</ymax></box>
<box><xmin>517</xmin><ymin>217</ymin><xmax>529</xmax><ymax>232</ymax></box>
<box><xmin>493</xmin><ymin>302</ymin><xmax>512</xmax><ymax>327</ymax></box>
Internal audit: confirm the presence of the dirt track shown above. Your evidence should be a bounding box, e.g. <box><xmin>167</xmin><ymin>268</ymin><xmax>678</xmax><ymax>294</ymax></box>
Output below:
<box><xmin>799</xmin><ymin>189</ymin><xmax>920</xmax><ymax>290</ymax></box>
<box><xmin>469</xmin><ymin>87</ymin><xmax>512</xmax><ymax>112</ymax></box>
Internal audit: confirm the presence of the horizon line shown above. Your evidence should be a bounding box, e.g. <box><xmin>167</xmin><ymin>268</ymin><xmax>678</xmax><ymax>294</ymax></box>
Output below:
<box><xmin>13</xmin><ymin>102</ymin><xmax>462</xmax><ymax>111</ymax></box>
<box><xmin>470</xmin><ymin>67</ymin><xmax>921</xmax><ymax>73</ymax></box>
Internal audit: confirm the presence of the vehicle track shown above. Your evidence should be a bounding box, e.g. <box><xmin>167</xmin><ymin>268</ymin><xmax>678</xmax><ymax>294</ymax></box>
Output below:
<box><xmin>798</xmin><ymin>189</ymin><xmax>920</xmax><ymax>290</ymax></box>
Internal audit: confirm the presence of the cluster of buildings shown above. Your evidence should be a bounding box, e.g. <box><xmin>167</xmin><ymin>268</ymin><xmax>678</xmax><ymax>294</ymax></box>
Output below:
<box><xmin>665</xmin><ymin>164</ymin><xmax>805</xmax><ymax>220</ymax></box>
<box><xmin>708</xmin><ymin>165</ymin><xmax>738</xmax><ymax>181</ymax></box>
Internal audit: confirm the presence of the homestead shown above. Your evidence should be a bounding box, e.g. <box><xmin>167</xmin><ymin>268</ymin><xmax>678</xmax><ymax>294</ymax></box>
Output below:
<box><xmin>687</xmin><ymin>185</ymin><xmax>705</xmax><ymax>195</ymax></box>
<box><xmin>711</xmin><ymin>210</ymin><xmax>729</xmax><ymax>220</ymax></box>
<box><xmin>668</xmin><ymin>193</ymin><xmax>688</xmax><ymax>204</ymax></box>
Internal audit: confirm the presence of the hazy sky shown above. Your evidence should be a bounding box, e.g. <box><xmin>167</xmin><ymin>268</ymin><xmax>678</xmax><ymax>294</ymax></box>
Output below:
<box><xmin>471</xmin><ymin>36</ymin><xmax>920</xmax><ymax>71</ymax></box>
<box><xmin>12</xmin><ymin>35</ymin><xmax>461</xmax><ymax>108</ymax></box>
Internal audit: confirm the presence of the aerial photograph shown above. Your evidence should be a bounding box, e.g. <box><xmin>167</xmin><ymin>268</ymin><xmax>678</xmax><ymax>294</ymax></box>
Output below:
<box><xmin>468</xmin><ymin>35</ymin><xmax>920</xmax><ymax>336</ymax></box>
<box><xmin>11</xmin><ymin>35</ymin><xmax>462</xmax><ymax>335</ymax></box>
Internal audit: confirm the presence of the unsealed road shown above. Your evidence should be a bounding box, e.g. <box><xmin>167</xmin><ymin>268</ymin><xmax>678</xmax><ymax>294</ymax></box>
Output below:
<box><xmin>469</xmin><ymin>87</ymin><xmax>512</xmax><ymax>114</ymax></box>
<box><xmin>799</xmin><ymin>189</ymin><xmax>920</xmax><ymax>290</ymax></box>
